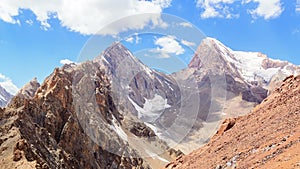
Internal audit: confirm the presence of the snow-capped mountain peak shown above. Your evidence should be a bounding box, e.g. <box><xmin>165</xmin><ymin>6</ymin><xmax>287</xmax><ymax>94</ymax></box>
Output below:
<box><xmin>0</xmin><ymin>85</ymin><xmax>13</xmax><ymax>107</ymax></box>
<box><xmin>0</xmin><ymin>73</ymin><xmax>18</xmax><ymax>107</ymax></box>
<box><xmin>190</xmin><ymin>37</ymin><xmax>300</xmax><ymax>88</ymax></box>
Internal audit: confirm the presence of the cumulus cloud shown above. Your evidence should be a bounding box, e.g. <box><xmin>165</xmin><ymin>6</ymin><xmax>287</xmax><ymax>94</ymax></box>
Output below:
<box><xmin>245</xmin><ymin>0</ymin><xmax>283</xmax><ymax>19</ymax></box>
<box><xmin>196</xmin><ymin>0</ymin><xmax>283</xmax><ymax>20</ymax></box>
<box><xmin>0</xmin><ymin>73</ymin><xmax>19</xmax><ymax>95</ymax></box>
<box><xmin>60</xmin><ymin>59</ymin><xmax>76</xmax><ymax>65</ymax></box>
<box><xmin>0</xmin><ymin>0</ymin><xmax>171</xmax><ymax>35</ymax></box>
<box><xmin>151</xmin><ymin>36</ymin><xmax>184</xmax><ymax>58</ymax></box>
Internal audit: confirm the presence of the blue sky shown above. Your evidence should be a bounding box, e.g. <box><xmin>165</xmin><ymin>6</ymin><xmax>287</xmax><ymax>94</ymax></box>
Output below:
<box><xmin>0</xmin><ymin>0</ymin><xmax>300</xmax><ymax>94</ymax></box>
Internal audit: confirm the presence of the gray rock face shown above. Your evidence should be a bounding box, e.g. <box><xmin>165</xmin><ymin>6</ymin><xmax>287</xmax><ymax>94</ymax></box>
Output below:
<box><xmin>95</xmin><ymin>43</ymin><xmax>202</xmax><ymax>150</ymax></box>
<box><xmin>97</xmin><ymin>43</ymin><xmax>181</xmax><ymax>110</ymax></box>
<box><xmin>0</xmin><ymin>85</ymin><xmax>13</xmax><ymax>107</ymax></box>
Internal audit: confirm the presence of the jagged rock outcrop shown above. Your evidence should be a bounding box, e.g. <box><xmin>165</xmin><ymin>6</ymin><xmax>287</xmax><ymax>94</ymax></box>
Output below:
<box><xmin>164</xmin><ymin>75</ymin><xmax>300</xmax><ymax>169</ymax></box>
<box><xmin>129</xmin><ymin>122</ymin><xmax>156</xmax><ymax>138</ymax></box>
<box><xmin>213</xmin><ymin>117</ymin><xmax>236</xmax><ymax>138</ymax></box>
<box><xmin>16</xmin><ymin>77</ymin><xmax>40</xmax><ymax>99</ymax></box>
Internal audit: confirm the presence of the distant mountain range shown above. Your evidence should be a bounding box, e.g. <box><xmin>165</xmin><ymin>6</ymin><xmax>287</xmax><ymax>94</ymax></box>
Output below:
<box><xmin>0</xmin><ymin>37</ymin><xmax>299</xmax><ymax>169</ymax></box>
<box><xmin>0</xmin><ymin>84</ymin><xmax>13</xmax><ymax>107</ymax></box>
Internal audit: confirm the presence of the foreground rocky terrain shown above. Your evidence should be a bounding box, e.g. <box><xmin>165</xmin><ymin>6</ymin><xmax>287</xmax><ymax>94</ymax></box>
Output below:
<box><xmin>165</xmin><ymin>75</ymin><xmax>300</xmax><ymax>169</ymax></box>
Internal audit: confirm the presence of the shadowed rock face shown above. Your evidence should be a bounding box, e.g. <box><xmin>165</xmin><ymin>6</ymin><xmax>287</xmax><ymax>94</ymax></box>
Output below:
<box><xmin>164</xmin><ymin>75</ymin><xmax>300</xmax><ymax>169</ymax></box>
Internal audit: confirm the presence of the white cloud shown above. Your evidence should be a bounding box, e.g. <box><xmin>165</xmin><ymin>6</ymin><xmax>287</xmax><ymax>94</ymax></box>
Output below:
<box><xmin>181</xmin><ymin>39</ymin><xmax>196</xmax><ymax>47</ymax></box>
<box><xmin>125</xmin><ymin>33</ymin><xmax>141</xmax><ymax>44</ymax></box>
<box><xmin>60</xmin><ymin>59</ymin><xmax>76</xmax><ymax>65</ymax></box>
<box><xmin>196</xmin><ymin>0</ymin><xmax>283</xmax><ymax>20</ymax></box>
<box><xmin>0</xmin><ymin>73</ymin><xmax>19</xmax><ymax>95</ymax></box>
<box><xmin>196</xmin><ymin>0</ymin><xmax>237</xmax><ymax>19</ymax></box>
<box><xmin>125</xmin><ymin>37</ymin><xmax>134</xmax><ymax>43</ymax></box>
<box><xmin>151</xmin><ymin>36</ymin><xmax>184</xmax><ymax>58</ymax></box>
<box><xmin>297</xmin><ymin>0</ymin><xmax>300</xmax><ymax>13</ymax></box>
<box><xmin>0</xmin><ymin>0</ymin><xmax>171</xmax><ymax>35</ymax></box>
<box><xmin>179</xmin><ymin>22</ymin><xmax>193</xmax><ymax>28</ymax></box>
<box><xmin>245</xmin><ymin>0</ymin><xmax>283</xmax><ymax>19</ymax></box>
<box><xmin>135</xmin><ymin>34</ymin><xmax>141</xmax><ymax>44</ymax></box>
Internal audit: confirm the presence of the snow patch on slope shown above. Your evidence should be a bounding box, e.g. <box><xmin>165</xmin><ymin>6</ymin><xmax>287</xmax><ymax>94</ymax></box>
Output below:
<box><xmin>128</xmin><ymin>94</ymin><xmax>171</xmax><ymax>122</ymax></box>
<box><xmin>145</xmin><ymin>149</ymin><xmax>170</xmax><ymax>163</ymax></box>
<box><xmin>0</xmin><ymin>94</ymin><xmax>6</xmax><ymax>102</ymax></box>
<box><xmin>144</xmin><ymin>122</ymin><xmax>162</xmax><ymax>138</ymax></box>
<box><xmin>0</xmin><ymin>73</ymin><xmax>19</xmax><ymax>95</ymax></box>
<box><xmin>110</xmin><ymin>115</ymin><xmax>128</xmax><ymax>141</ymax></box>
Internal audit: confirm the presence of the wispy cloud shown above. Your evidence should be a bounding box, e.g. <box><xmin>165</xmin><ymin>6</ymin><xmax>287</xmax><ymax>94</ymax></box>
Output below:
<box><xmin>125</xmin><ymin>33</ymin><xmax>140</xmax><ymax>44</ymax></box>
<box><xmin>292</xmin><ymin>28</ymin><xmax>300</xmax><ymax>35</ymax></box>
<box><xmin>25</xmin><ymin>19</ymin><xmax>33</xmax><ymax>26</ymax></box>
<box><xmin>296</xmin><ymin>0</ymin><xmax>300</xmax><ymax>13</ymax></box>
<box><xmin>125</xmin><ymin>37</ymin><xmax>134</xmax><ymax>43</ymax></box>
<box><xmin>196</xmin><ymin>0</ymin><xmax>283</xmax><ymax>20</ymax></box>
<box><xmin>179</xmin><ymin>22</ymin><xmax>193</xmax><ymax>28</ymax></box>
<box><xmin>181</xmin><ymin>39</ymin><xmax>196</xmax><ymax>47</ymax></box>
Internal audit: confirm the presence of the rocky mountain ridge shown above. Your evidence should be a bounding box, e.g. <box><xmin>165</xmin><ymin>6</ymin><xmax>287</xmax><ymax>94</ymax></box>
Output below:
<box><xmin>169</xmin><ymin>38</ymin><xmax>299</xmax><ymax>153</ymax></box>
<box><xmin>0</xmin><ymin>46</ymin><xmax>183</xmax><ymax>169</ymax></box>
<box><xmin>189</xmin><ymin>38</ymin><xmax>300</xmax><ymax>88</ymax></box>
<box><xmin>1</xmin><ymin>37</ymin><xmax>299</xmax><ymax>169</ymax></box>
